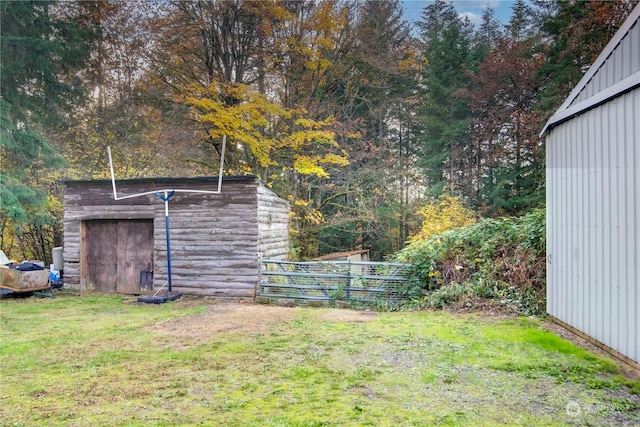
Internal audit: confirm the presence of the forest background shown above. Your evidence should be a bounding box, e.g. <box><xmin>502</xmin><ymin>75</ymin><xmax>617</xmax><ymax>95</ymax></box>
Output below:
<box><xmin>1</xmin><ymin>0</ymin><xmax>638</xmax><ymax>264</ymax></box>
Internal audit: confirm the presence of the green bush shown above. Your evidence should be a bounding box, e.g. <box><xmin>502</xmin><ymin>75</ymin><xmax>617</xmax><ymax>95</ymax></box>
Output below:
<box><xmin>394</xmin><ymin>208</ymin><xmax>546</xmax><ymax>315</ymax></box>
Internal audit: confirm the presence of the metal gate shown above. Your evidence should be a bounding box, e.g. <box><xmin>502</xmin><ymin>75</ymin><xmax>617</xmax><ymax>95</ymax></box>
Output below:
<box><xmin>258</xmin><ymin>259</ymin><xmax>415</xmax><ymax>305</ymax></box>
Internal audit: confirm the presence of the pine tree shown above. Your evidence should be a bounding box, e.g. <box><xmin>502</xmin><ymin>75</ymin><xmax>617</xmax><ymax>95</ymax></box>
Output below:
<box><xmin>468</xmin><ymin>0</ymin><xmax>545</xmax><ymax>215</ymax></box>
<box><xmin>315</xmin><ymin>0</ymin><xmax>422</xmax><ymax>258</ymax></box>
<box><xmin>416</xmin><ymin>0</ymin><xmax>474</xmax><ymax>196</ymax></box>
<box><xmin>473</xmin><ymin>4</ymin><xmax>502</xmax><ymax>59</ymax></box>
<box><xmin>505</xmin><ymin>0</ymin><xmax>534</xmax><ymax>42</ymax></box>
<box><xmin>0</xmin><ymin>1</ymin><xmax>98</xmax><ymax>258</ymax></box>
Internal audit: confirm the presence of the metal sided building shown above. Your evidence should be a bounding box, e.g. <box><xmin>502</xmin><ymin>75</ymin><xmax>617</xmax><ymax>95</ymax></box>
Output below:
<box><xmin>542</xmin><ymin>5</ymin><xmax>640</xmax><ymax>368</ymax></box>
<box><xmin>62</xmin><ymin>176</ymin><xmax>289</xmax><ymax>298</ymax></box>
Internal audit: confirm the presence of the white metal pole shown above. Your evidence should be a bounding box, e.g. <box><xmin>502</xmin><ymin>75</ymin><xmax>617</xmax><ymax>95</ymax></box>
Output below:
<box><xmin>217</xmin><ymin>135</ymin><xmax>226</xmax><ymax>193</ymax></box>
<box><xmin>107</xmin><ymin>146</ymin><xmax>119</xmax><ymax>200</ymax></box>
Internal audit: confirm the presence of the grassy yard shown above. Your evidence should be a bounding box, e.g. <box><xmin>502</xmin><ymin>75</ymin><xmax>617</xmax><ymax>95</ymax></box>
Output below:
<box><xmin>0</xmin><ymin>292</ymin><xmax>638</xmax><ymax>426</ymax></box>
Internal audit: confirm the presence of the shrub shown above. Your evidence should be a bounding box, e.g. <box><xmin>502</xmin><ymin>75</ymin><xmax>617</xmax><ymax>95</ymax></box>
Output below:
<box><xmin>394</xmin><ymin>208</ymin><xmax>546</xmax><ymax>316</ymax></box>
<box><xmin>409</xmin><ymin>194</ymin><xmax>477</xmax><ymax>243</ymax></box>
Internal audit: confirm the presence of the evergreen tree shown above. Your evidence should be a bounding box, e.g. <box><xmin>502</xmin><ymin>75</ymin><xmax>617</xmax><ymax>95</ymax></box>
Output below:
<box><xmin>416</xmin><ymin>0</ymin><xmax>474</xmax><ymax>196</ymax></box>
<box><xmin>468</xmin><ymin>0</ymin><xmax>545</xmax><ymax>215</ymax></box>
<box><xmin>505</xmin><ymin>0</ymin><xmax>534</xmax><ymax>42</ymax></box>
<box><xmin>473</xmin><ymin>4</ymin><xmax>502</xmax><ymax>59</ymax></box>
<box><xmin>312</xmin><ymin>0</ymin><xmax>423</xmax><ymax>258</ymax></box>
<box><xmin>0</xmin><ymin>1</ymin><xmax>98</xmax><ymax>258</ymax></box>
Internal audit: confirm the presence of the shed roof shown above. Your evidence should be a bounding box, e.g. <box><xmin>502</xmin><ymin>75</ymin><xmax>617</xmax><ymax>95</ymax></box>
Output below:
<box><xmin>63</xmin><ymin>175</ymin><xmax>257</xmax><ymax>186</ymax></box>
<box><xmin>313</xmin><ymin>249</ymin><xmax>369</xmax><ymax>261</ymax></box>
<box><xmin>541</xmin><ymin>4</ymin><xmax>640</xmax><ymax>135</ymax></box>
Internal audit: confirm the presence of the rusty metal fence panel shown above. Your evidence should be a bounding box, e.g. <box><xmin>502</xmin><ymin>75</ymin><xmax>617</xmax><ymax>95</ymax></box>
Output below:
<box><xmin>258</xmin><ymin>259</ymin><xmax>415</xmax><ymax>305</ymax></box>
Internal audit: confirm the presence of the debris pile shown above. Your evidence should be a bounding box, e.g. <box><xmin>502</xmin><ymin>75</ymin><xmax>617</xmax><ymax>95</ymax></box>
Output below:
<box><xmin>0</xmin><ymin>250</ymin><xmax>63</xmax><ymax>296</ymax></box>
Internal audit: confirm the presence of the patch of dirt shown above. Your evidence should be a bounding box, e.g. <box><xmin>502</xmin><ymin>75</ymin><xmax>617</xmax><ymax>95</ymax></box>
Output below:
<box><xmin>317</xmin><ymin>309</ymin><xmax>378</xmax><ymax>323</ymax></box>
<box><xmin>145</xmin><ymin>301</ymin><xmax>379</xmax><ymax>350</ymax></box>
<box><xmin>145</xmin><ymin>302</ymin><xmax>297</xmax><ymax>349</ymax></box>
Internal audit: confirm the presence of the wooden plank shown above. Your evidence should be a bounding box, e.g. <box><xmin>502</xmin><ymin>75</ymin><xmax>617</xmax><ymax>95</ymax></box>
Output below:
<box><xmin>64</xmin><ymin>263</ymin><xmax>80</xmax><ymax>274</ymax></box>
<box><xmin>154</xmin><ymin>274</ymin><xmax>260</xmax><ymax>282</ymax></box>
<box><xmin>167</xmin><ymin>267</ymin><xmax>257</xmax><ymax>276</ymax></box>
<box><xmin>117</xmin><ymin>220</ymin><xmax>154</xmax><ymax>294</ymax></box>
<box><xmin>155</xmin><ymin>254</ymin><xmax>258</xmax><ymax>264</ymax></box>
<box><xmin>63</xmin><ymin>221</ymin><xmax>81</xmax><ymax>284</ymax></box>
<box><xmin>80</xmin><ymin>220</ymin><xmax>89</xmax><ymax>289</ymax></box>
<box><xmin>85</xmin><ymin>220</ymin><xmax>118</xmax><ymax>293</ymax></box>
<box><xmin>173</xmin><ymin>280</ymin><xmax>257</xmax><ymax>288</ymax></box>
<box><xmin>65</xmin><ymin>210</ymin><xmax>155</xmax><ymax>221</ymax></box>
<box><xmin>153</xmin><ymin>284</ymin><xmax>258</xmax><ymax>294</ymax></box>
<box><xmin>162</xmin><ymin>231</ymin><xmax>259</xmax><ymax>239</ymax></box>
<box><xmin>171</xmin><ymin>287</ymin><xmax>255</xmax><ymax>297</ymax></box>
<box><xmin>158</xmin><ymin>256</ymin><xmax>256</xmax><ymax>264</ymax></box>
<box><xmin>164</xmin><ymin>244</ymin><xmax>258</xmax><ymax>253</ymax></box>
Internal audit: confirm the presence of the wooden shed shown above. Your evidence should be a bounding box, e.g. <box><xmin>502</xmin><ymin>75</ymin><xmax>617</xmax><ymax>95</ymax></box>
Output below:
<box><xmin>313</xmin><ymin>249</ymin><xmax>370</xmax><ymax>263</ymax></box>
<box><xmin>63</xmin><ymin>176</ymin><xmax>289</xmax><ymax>298</ymax></box>
<box><xmin>542</xmin><ymin>5</ymin><xmax>639</xmax><ymax>368</ymax></box>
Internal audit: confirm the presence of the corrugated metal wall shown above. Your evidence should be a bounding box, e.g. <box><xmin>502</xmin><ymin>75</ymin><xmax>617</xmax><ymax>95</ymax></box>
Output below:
<box><xmin>546</xmin><ymin>88</ymin><xmax>640</xmax><ymax>364</ymax></box>
<box><xmin>573</xmin><ymin>20</ymin><xmax>640</xmax><ymax>104</ymax></box>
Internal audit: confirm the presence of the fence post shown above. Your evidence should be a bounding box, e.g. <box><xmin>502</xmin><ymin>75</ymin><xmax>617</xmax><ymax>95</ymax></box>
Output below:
<box><xmin>346</xmin><ymin>260</ymin><xmax>351</xmax><ymax>300</ymax></box>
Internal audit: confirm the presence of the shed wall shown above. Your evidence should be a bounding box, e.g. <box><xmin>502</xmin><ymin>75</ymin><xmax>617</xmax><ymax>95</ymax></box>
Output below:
<box><xmin>63</xmin><ymin>177</ymin><xmax>287</xmax><ymax>298</ymax></box>
<box><xmin>546</xmin><ymin>88</ymin><xmax>640</xmax><ymax>364</ymax></box>
<box><xmin>257</xmin><ymin>184</ymin><xmax>290</xmax><ymax>260</ymax></box>
<box><xmin>63</xmin><ymin>188</ymin><xmax>156</xmax><ymax>288</ymax></box>
<box><xmin>152</xmin><ymin>182</ymin><xmax>260</xmax><ymax>297</ymax></box>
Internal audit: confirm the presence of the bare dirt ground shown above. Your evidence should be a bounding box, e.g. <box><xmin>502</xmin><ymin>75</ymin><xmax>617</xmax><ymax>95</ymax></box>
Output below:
<box><xmin>147</xmin><ymin>298</ymin><xmax>377</xmax><ymax>333</ymax></box>
<box><xmin>143</xmin><ymin>299</ymin><xmax>379</xmax><ymax>350</ymax></box>
<box><xmin>143</xmin><ymin>301</ymin><xmax>292</xmax><ymax>348</ymax></box>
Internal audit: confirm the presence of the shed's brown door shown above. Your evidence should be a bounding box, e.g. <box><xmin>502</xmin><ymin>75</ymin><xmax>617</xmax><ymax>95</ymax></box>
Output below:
<box><xmin>85</xmin><ymin>220</ymin><xmax>118</xmax><ymax>293</ymax></box>
<box><xmin>84</xmin><ymin>219</ymin><xmax>153</xmax><ymax>294</ymax></box>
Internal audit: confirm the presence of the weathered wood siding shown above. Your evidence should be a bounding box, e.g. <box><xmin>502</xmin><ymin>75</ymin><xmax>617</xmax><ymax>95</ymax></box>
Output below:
<box><xmin>257</xmin><ymin>183</ymin><xmax>289</xmax><ymax>260</ymax></box>
<box><xmin>63</xmin><ymin>176</ymin><xmax>288</xmax><ymax>298</ymax></box>
<box><xmin>63</xmin><ymin>185</ymin><xmax>156</xmax><ymax>289</ymax></box>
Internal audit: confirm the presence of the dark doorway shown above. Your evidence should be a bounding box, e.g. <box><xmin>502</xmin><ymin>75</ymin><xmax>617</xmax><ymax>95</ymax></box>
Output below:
<box><xmin>84</xmin><ymin>219</ymin><xmax>154</xmax><ymax>294</ymax></box>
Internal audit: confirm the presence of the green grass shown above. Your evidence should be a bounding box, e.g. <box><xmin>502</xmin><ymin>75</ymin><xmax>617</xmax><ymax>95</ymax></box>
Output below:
<box><xmin>1</xmin><ymin>292</ymin><xmax>638</xmax><ymax>426</ymax></box>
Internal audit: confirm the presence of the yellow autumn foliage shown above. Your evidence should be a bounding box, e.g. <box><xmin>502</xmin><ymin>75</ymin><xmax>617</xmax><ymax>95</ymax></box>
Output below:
<box><xmin>410</xmin><ymin>194</ymin><xmax>476</xmax><ymax>242</ymax></box>
<box><xmin>184</xmin><ymin>81</ymin><xmax>348</xmax><ymax>177</ymax></box>
<box><xmin>288</xmin><ymin>196</ymin><xmax>325</xmax><ymax>226</ymax></box>
<box><xmin>294</xmin><ymin>156</ymin><xmax>329</xmax><ymax>178</ymax></box>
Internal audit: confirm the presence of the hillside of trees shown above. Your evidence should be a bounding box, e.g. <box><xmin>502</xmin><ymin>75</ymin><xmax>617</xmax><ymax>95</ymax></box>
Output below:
<box><xmin>1</xmin><ymin>0</ymin><xmax>637</xmax><ymax>263</ymax></box>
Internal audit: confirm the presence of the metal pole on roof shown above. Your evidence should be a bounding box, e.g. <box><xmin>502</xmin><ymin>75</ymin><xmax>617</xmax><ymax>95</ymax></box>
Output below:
<box><xmin>108</xmin><ymin>136</ymin><xmax>227</xmax><ymax>303</ymax></box>
<box><xmin>156</xmin><ymin>190</ymin><xmax>175</xmax><ymax>292</ymax></box>
<box><xmin>107</xmin><ymin>146</ymin><xmax>119</xmax><ymax>199</ymax></box>
<box><xmin>217</xmin><ymin>135</ymin><xmax>226</xmax><ymax>193</ymax></box>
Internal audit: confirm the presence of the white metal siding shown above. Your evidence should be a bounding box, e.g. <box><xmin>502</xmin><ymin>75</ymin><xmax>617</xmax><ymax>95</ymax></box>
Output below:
<box><xmin>572</xmin><ymin>20</ymin><xmax>640</xmax><ymax>105</ymax></box>
<box><xmin>546</xmin><ymin>88</ymin><xmax>640</xmax><ymax>364</ymax></box>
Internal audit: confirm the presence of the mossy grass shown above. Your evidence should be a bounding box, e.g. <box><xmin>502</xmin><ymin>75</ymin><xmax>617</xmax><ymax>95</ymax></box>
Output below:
<box><xmin>1</xmin><ymin>293</ymin><xmax>638</xmax><ymax>426</ymax></box>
